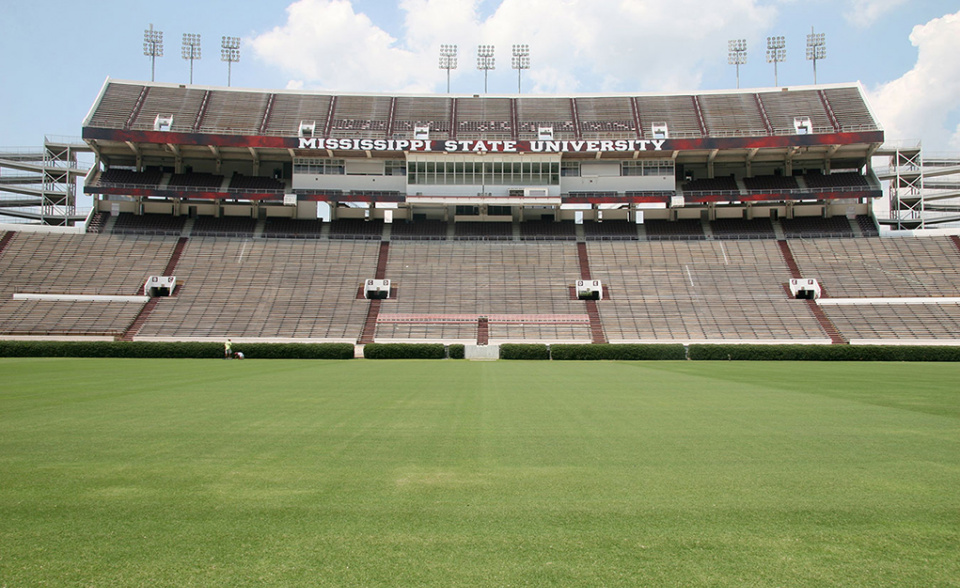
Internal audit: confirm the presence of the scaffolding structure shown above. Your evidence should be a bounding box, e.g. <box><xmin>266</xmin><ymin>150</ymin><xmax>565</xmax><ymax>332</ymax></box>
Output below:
<box><xmin>876</xmin><ymin>142</ymin><xmax>960</xmax><ymax>230</ymax></box>
<box><xmin>0</xmin><ymin>138</ymin><xmax>91</xmax><ymax>225</ymax></box>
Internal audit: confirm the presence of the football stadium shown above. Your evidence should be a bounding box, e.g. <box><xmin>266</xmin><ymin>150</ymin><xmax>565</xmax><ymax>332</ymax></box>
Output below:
<box><xmin>1</xmin><ymin>50</ymin><xmax>960</xmax><ymax>585</ymax></box>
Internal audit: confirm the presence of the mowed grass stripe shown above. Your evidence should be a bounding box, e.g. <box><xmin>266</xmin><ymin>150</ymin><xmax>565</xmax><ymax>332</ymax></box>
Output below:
<box><xmin>1</xmin><ymin>359</ymin><xmax>958</xmax><ymax>587</ymax></box>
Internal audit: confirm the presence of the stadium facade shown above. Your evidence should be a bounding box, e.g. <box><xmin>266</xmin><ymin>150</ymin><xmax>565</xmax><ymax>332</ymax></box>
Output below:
<box><xmin>80</xmin><ymin>79</ymin><xmax>883</xmax><ymax>225</ymax></box>
<box><xmin>7</xmin><ymin>78</ymin><xmax>960</xmax><ymax>348</ymax></box>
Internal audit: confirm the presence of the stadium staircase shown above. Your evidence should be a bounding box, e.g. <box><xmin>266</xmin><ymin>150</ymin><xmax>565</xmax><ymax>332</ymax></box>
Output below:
<box><xmin>358</xmin><ymin>241</ymin><xmax>391</xmax><ymax>344</ymax></box>
<box><xmin>121</xmin><ymin>237</ymin><xmax>189</xmax><ymax>342</ymax></box>
<box><xmin>0</xmin><ymin>231</ymin><xmax>15</xmax><ymax>257</ymax></box>
<box><xmin>950</xmin><ymin>235</ymin><xmax>960</xmax><ymax>253</ymax></box>
<box><xmin>777</xmin><ymin>239</ymin><xmax>846</xmax><ymax>344</ymax></box>
<box><xmin>577</xmin><ymin>242</ymin><xmax>608</xmax><ymax>344</ymax></box>
<box><xmin>477</xmin><ymin>317</ymin><xmax>489</xmax><ymax>345</ymax></box>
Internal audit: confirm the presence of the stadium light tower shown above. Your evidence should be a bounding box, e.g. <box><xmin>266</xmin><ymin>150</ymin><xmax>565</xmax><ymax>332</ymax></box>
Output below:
<box><xmin>181</xmin><ymin>33</ymin><xmax>202</xmax><ymax>85</ymax></box>
<box><xmin>143</xmin><ymin>24</ymin><xmax>163</xmax><ymax>82</ymax></box>
<box><xmin>806</xmin><ymin>27</ymin><xmax>826</xmax><ymax>85</ymax></box>
<box><xmin>766</xmin><ymin>35</ymin><xmax>786</xmax><ymax>87</ymax></box>
<box><xmin>477</xmin><ymin>45</ymin><xmax>495</xmax><ymax>94</ymax></box>
<box><xmin>439</xmin><ymin>44</ymin><xmax>457</xmax><ymax>94</ymax></box>
<box><xmin>728</xmin><ymin>39</ymin><xmax>747</xmax><ymax>89</ymax></box>
<box><xmin>511</xmin><ymin>44</ymin><xmax>530</xmax><ymax>94</ymax></box>
<box><xmin>221</xmin><ymin>36</ymin><xmax>241</xmax><ymax>87</ymax></box>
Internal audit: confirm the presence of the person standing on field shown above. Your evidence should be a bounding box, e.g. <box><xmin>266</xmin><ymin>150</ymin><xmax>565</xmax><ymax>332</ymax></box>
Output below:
<box><xmin>224</xmin><ymin>339</ymin><xmax>232</xmax><ymax>360</ymax></box>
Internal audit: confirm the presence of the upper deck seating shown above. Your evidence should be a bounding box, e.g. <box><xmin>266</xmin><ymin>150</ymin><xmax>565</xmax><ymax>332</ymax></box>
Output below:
<box><xmin>128</xmin><ymin>87</ymin><xmax>206</xmax><ymax>133</ymax></box>
<box><xmin>261</xmin><ymin>93</ymin><xmax>333</xmax><ymax>136</ymax></box>
<box><xmin>456</xmin><ymin>97</ymin><xmax>512</xmax><ymax>139</ymax></box>
<box><xmin>698</xmin><ymin>93</ymin><xmax>767</xmax><ymax>137</ymax></box>
<box><xmin>576</xmin><ymin>97</ymin><xmax>636</xmax><ymax>138</ymax></box>
<box><xmin>756</xmin><ymin>90</ymin><xmax>834</xmax><ymax>135</ymax></box>
<box><xmin>634</xmin><ymin>95</ymin><xmax>702</xmax><ymax>138</ymax></box>
<box><xmin>516</xmin><ymin>97</ymin><xmax>577</xmax><ymax>140</ymax></box>
<box><xmin>329</xmin><ymin>95</ymin><xmax>392</xmax><ymax>138</ymax></box>
<box><xmin>198</xmin><ymin>91</ymin><xmax>270</xmax><ymax>135</ymax></box>
<box><xmin>392</xmin><ymin>96</ymin><xmax>452</xmax><ymax>139</ymax></box>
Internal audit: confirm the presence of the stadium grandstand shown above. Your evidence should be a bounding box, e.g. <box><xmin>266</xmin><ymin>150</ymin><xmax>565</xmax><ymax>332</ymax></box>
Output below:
<box><xmin>3</xmin><ymin>78</ymin><xmax>960</xmax><ymax>349</ymax></box>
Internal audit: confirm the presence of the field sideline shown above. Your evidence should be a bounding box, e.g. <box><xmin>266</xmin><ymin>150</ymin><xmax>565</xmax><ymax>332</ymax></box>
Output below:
<box><xmin>1</xmin><ymin>358</ymin><xmax>958</xmax><ymax>587</ymax></box>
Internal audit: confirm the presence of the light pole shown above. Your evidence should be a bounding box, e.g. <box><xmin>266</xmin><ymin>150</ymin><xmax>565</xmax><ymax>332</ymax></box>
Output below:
<box><xmin>143</xmin><ymin>24</ymin><xmax>163</xmax><ymax>82</ymax></box>
<box><xmin>221</xmin><ymin>36</ymin><xmax>240</xmax><ymax>87</ymax></box>
<box><xmin>806</xmin><ymin>28</ymin><xmax>826</xmax><ymax>85</ymax></box>
<box><xmin>766</xmin><ymin>36</ymin><xmax>786</xmax><ymax>87</ymax></box>
<box><xmin>477</xmin><ymin>45</ymin><xmax>495</xmax><ymax>94</ymax></box>
<box><xmin>181</xmin><ymin>33</ymin><xmax>201</xmax><ymax>85</ymax></box>
<box><xmin>728</xmin><ymin>39</ymin><xmax>746</xmax><ymax>89</ymax></box>
<box><xmin>439</xmin><ymin>44</ymin><xmax>457</xmax><ymax>94</ymax></box>
<box><xmin>511</xmin><ymin>44</ymin><xmax>529</xmax><ymax>94</ymax></box>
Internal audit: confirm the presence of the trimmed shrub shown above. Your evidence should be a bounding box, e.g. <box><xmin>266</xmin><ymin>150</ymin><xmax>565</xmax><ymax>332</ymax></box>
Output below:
<box><xmin>234</xmin><ymin>343</ymin><xmax>354</xmax><ymax>360</ymax></box>
<box><xmin>448</xmin><ymin>344</ymin><xmax>465</xmax><ymax>359</ymax></box>
<box><xmin>363</xmin><ymin>343</ymin><xmax>446</xmax><ymax>359</ymax></box>
<box><xmin>551</xmin><ymin>344</ymin><xmax>686</xmax><ymax>361</ymax></box>
<box><xmin>0</xmin><ymin>340</ymin><xmax>353</xmax><ymax>359</ymax></box>
<box><xmin>687</xmin><ymin>344</ymin><xmax>960</xmax><ymax>362</ymax></box>
<box><xmin>500</xmin><ymin>344</ymin><xmax>550</xmax><ymax>360</ymax></box>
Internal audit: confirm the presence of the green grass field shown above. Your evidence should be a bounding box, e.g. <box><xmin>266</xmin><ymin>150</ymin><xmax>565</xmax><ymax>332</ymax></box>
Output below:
<box><xmin>1</xmin><ymin>358</ymin><xmax>958</xmax><ymax>587</ymax></box>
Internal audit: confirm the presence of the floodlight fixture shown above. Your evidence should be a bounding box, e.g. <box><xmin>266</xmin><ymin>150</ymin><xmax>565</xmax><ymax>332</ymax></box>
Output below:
<box><xmin>143</xmin><ymin>24</ymin><xmax>164</xmax><ymax>82</ymax></box>
<box><xmin>766</xmin><ymin>35</ymin><xmax>786</xmax><ymax>87</ymax></box>
<box><xmin>806</xmin><ymin>27</ymin><xmax>826</xmax><ymax>85</ymax></box>
<box><xmin>181</xmin><ymin>32</ymin><xmax>202</xmax><ymax>84</ymax></box>
<box><xmin>439</xmin><ymin>44</ymin><xmax>458</xmax><ymax>93</ymax></box>
<box><xmin>727</xmin><ymin>39</ymin><xmax>747</xmax><ymax>89</ymax></box>
<box><xmin>221</xmin><ymin>36</ymin><xmax>241</xmax><ymax>87</ymax></box>
<box><xmin>511</xmin><ymin>44</ymin><xmax>530</xmax><ymax>94</ymax></box>
<box><xmin>477</xmin><ymin>44</ymin><xmax>495</xmax><ymax>93</ymax></box>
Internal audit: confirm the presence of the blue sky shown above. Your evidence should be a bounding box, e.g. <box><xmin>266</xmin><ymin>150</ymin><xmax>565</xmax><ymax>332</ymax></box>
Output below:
<box><xmin>1</xmin><ymin>0</ymin><xmax>958</xmax><ymax>150</ymax></box>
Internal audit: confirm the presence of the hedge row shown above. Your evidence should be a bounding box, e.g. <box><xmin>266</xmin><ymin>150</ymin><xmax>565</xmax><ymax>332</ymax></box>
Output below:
<box><xmin>0</xmin><ymin>341</ymin><xmax>354</xmax><ymax>359</ymax></box>
<box><xmin>2</xmin><ymin>341</ymin><xmax>959</xmax><ymax>361</ymax></box>
<box><xmin>500</xmin><ymin>344</ymin><xmax>550</xmax><ymax>360</ymax></box>
<box><xmin>687</xmin><ymin>344</ymin><xmax>960</xmax><ymax>362</ymax></box>
<box><xmin>363</xmin><ymin>343</ymin><xmax>446</xmax><ymax>359</ymax></box>
<box><xmin>551</xmin><ymin>344</ymin><xmax>686</xmax><ymax>361</ymax></box>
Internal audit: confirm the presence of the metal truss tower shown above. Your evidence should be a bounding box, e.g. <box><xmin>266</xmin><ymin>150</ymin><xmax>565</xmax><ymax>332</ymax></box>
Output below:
<box><xmin>0</xmin><ymin>138</ymin><xmax>91</xmax><ymax>226</ymax></box>
<box><xmin>877</xmin><ymin>142</ymin><xmax>960</xmax><ymax>230</ymax></box>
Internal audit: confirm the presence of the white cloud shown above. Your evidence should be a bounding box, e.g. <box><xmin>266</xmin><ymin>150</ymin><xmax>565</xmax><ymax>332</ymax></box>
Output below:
<box><xmin>867</xmin><ymin>11</ymin><xmax>960</xmax><ymax>151</ymax></box>
<box><xmin>251</xmin><ymin>0</ymin><xmax>776</xmax><ymax>94</ymax></box>
<box><xmin>843</xmin><ymin>0</ymin><xmax>908</xmax><ymax>28</ymax></box>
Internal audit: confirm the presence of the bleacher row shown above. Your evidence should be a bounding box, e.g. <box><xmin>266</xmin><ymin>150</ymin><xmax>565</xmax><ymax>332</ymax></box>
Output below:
<box><xmin>88</xmin><ymin>81</ymin><xmax>878</xmax><ymax>140</ymax></box>
<box><xmin>2</xmin><ymin>230</ymin><xmax>960</xmax><ymax>344</ymax></box>
<box><xmin>93</xmin><ymin>212</ymin><xmax>879</xmax><ymax>240</ymax></box>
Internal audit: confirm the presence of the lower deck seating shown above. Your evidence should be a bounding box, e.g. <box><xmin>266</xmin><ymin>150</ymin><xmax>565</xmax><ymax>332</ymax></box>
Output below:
<box><xmin>587</xmin><ymin>240</ymin><xmax>826</xmax><ymax>342</ymax></box>
<box><xmin>781</xmin><ymin>216</ymin><xmax>853</xmax><ymax>238</ymax></box>
<box><xmin>711</xmin><ymin>217</ymin><xmax>776</xmax><ymax>239</ymax></box>
<box><xmin>262</xmin><ymin>218</ymin><xmax>324</xmax><ymax>238</ymax></box>
<box><xmin>0</xmin><ymin>232</ymin><xmax>176</xmax><ymax>337</ymax></box>
<box><xmin>113</xmin><ymin>213</ymin><xmax>186</xmax><ymax>235</ymax></box>
<box><xmin>822</xmin><ymin>303</ymin><xmax>960</xmax><ymax>341</ymax></box>
<box><xmin>789</xmin><ymin>236</ymin><xmax>960</xmax><ymax>298</ymax></box>
<box><xmin>2</xmin><ymin>229</ymin><xmax>960</xmax><ymax>344</ymax></box>
<box><xmin>377</xmin><ymin>241</ymin><xmax>589</xmax><ymax>342</ymax></box>
<box><xmin>135</xmin><ymin>238</ymin><xmax>378</xmax><ymax>340</ymax></box>
<box><xmin>191</xmin><ymin>216</ymin><xmax>257</xmax><ymax>237</ymax></box>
